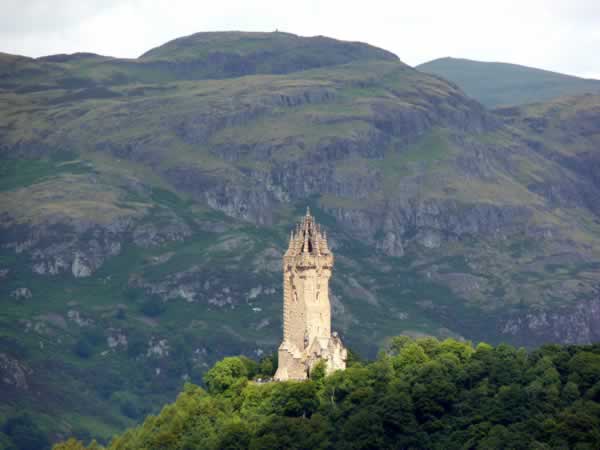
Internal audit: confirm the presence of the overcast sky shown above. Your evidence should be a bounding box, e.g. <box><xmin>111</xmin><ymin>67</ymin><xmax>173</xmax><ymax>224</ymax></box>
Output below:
<box><xmin>2</xmin><ymin>0</ymin><xmax>600</xmax><ymax>78</ymax></box>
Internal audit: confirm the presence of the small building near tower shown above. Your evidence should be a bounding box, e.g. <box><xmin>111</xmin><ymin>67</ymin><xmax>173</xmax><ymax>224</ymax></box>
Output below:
<box><xmin>274</xmin><ymin>208</ymin><xmax>347</xmax><ymax>381</ymax></box>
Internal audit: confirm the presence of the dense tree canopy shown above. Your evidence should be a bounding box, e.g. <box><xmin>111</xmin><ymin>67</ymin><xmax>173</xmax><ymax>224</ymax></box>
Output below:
<box><xmin>54</xmin><ymin>337</ymin><xmax>600</xmax><ymax>450</ymax></box>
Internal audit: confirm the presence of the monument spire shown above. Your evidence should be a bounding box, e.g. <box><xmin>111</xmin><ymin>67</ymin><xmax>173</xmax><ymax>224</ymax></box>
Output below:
<box><xmin>274</xmin><ymin>208</ymin><xmax>347</xmax><ymax>381</ymax></box>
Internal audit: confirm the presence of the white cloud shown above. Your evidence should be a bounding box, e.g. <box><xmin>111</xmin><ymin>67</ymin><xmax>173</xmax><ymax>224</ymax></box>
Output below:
<box><xmin>1</xmin><ymin>0</ymin><xmax>599</xmax><ymax>78</ymax></box>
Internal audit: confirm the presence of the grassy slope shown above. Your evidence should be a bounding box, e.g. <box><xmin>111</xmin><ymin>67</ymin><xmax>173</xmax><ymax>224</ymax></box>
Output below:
<box><xmin>417</xmin><ymin>57</ymin><xmax>600</xmax><ymax>107</ymax></box>
<box><xmin>140</xmin><ymin>31</ymin><xmax>399</xmax><ymax>65</ymax></box>
<box><xmin>2</xmin><ymin>33</ymin><xmax>600</xmax><ymax>445</ymax></box>
<box><xmin>1</xmin><ymin>31</ymin><xmax>400</xmax><ymax>90</ymax></box>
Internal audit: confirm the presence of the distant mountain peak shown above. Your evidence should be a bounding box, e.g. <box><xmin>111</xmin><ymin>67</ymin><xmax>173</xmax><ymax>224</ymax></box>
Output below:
<box><xmin>37</xmin><ymin>52</ymin><xmax>111</xmax><ymax>63</ymax></box>
<box><xmin>137</xmin><ymin>30</ymin><xmax>400</xmax><ymax>78</ymax></box>
<box><xmin>417</xmin><ymin>57</ymin><xmax>600</xmax><ymax>107</ymax></box>
<box><xmin>140</xmin><ymin>30</ymin><xmax>399</xmax><ymax>61</ymax></box>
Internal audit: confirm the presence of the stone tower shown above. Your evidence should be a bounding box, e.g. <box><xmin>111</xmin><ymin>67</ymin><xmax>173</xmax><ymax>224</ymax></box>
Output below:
<box><xmin>274</xmin><ymin>208</ymin><xmax>347</xmax><ymax>381</ymax></box>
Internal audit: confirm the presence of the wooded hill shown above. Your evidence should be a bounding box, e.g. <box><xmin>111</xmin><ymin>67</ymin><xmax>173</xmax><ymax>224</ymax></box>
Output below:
<box><xmin>50</xmin><ymin>337</ymin><xmax>600</xmax><ymax>450</ymax></box>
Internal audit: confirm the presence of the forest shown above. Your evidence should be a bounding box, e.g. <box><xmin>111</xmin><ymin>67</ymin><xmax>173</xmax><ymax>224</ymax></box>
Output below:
<box><xmin>47</xmin><ymin>336</ymin><xmax>600</xmax><ymax>450</ymax></box>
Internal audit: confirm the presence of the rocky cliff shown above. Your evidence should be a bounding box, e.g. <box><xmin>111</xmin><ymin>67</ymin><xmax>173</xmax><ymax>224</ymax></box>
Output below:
<box><xmin>2</xmin><ymin>32</ymin><xmax>600</xmax><ymax>443</ymax></box>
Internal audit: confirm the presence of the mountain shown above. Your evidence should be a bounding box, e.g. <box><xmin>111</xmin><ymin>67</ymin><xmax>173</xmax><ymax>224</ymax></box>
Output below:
<box><xmin>417</xmin><ymin>57</ymin><xmax>600</xmax><ymax>107</ymax></box>
<box><xmin>1</xmin><ymin>31</ymin><xmax>600</xmax><ymax>445</ymax></box>
<box><xmin>0</xmin><ymin>31</ymin><xmax>397</xmax><ymax>90</ymax></box>
<box><xmin>140</xmin><ymin>31</ymin><xmax>399</xmax><ymax>76</ymax></box>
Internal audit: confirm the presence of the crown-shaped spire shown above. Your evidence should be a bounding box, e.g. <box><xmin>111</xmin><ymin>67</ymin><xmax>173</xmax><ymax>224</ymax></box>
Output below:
<box><xmin>285</xmin><ymin>207</ymin><xmax>331</xmax><ymax>257</ymax></box>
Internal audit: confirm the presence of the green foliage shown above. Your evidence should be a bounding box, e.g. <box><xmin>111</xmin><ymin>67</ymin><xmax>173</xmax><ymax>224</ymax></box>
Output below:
<box><xmin>309</xmin><ymin>360</ymin><xmax>327</xmax><ymax>382</ymax></box>
<box><xmin>218</xmin><ymin>420</ymin><xmax>251</xmax><ymax>450</ymax></box>
<box><xmin>256</xmin><ymin>353</ymin><xmax>276</xmax><ymax>378</ymax></box>
<box><xmin>62</xmin><ymin>337</ymin><xmax>600</xmax><ymax>450</ymax></box>
<box><xmin>203</xmin><ymin>356</ymin><xmax>253</xmax><ymax>394</ymax></box>
<box><xmin>0</xmin><ymin>158</ymin><xmax>91</xmax><ymax>192</ymax></box>
<box><xmin>270</xmin><ymin>381</ymin><xmax>319</xmax><ymax>417</ymax></box>
<box><xmin>138</xmin><ymin>297</ymin><xmax>166</xmax><ymax>317</ymax></box>
<box><xmin>72</xmin><ymin>328</ymin><xmax>105</xmax><ymax>359</ymax></box>
<box><xmin>1</xmin><ymin>414</ymin><xmax>50</xmax><ymax>450</ymax></box>
<box><xmin>568</xmin><ymin>351</ymin><xmax>600</xmax><ymax>390</ymax></box>
<box><xmin>345</xmin><ymin>348</ymin><xmax>364</xmax><ymax>368</ymax></box>
<box><xmin>111</xmin><ymin>392</ymin><xmax>142</xmax><ymax>420</ymax></box>
<box><xmin>52</xmin><ymin>438</ymin><xmax>87</xmax><ymax>450</ymax></box>
<box><xmin>0</xmin><ymin>432</ymin><xmax>18</xmax><ymax>450</ymax></box>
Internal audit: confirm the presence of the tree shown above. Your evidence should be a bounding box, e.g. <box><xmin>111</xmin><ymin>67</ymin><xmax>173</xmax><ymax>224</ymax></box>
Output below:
<box><xmin>49</xmin><ymin>337</ymin><xmax>600</xmax><ymax>450</ymax></box>
<box><xmin>561</xmin><ymin>381</ymin><xmax>580</xmax><ymax>405</ymax></box>
<box><xmin>309</xmin><ymin>360</ymin><xmax>326</xmax><ymax>382</ymax></box>
<box><xmin>204</xmin><ymin>356</ymin><xmax>250</xmax><ymax>394</ymax></box>
<box><xmin>555</xmin><ymin>402</ymin><xmax>600</xmax><ymax>448</ymax></box>
<box><xmin>438</xmin><ymin>338</ymin><xmax>474</xmax><ymax>362</ymax></box>
<box><xmin>391</xmin><ymin>342</ymin><xmax>430</xmax><ymax>377</ymax></box>
<box><xmin>271</xmin><ymin>381</ymin><xmax>319</xmax><ymax>417</ymax></box>
<box><xmin>380</xmin><ymin>385</ymin><xmax>418</xmax><ymax>445</ymax></box>
<box><xmin>475</xmin><ymin>424</ymin><xmax>533</xmax><ymax>450</ymax></box>
<box><xmin>321</xmin><ymin>367</ymin><xmax>371</xmax><ymax>408</ymax></box>
<box><xmin>386</xmin><ymin>335</ymin><xmax>413</xmax><ymax>356</ymax></box>
<box><xmin>250</xmin><ymin>415</ymin><xmax>330</xmax><ymax>450</ymax></box>
<box><xmin>568</xmin><ymin>352</ymin><xmax>600</xmax><ymax>390</ymax></box>
<box><xmin>412</xmin><ymin>361</ymin><xmax>458</xmax><ymax>421</ymax></box>
<box><xmin>52</xmin><ymin>438</ymin><xmax>87</xmax><ymax>450</ymax></box>
<box><xmin>218</xmin><ymin>421</ymin><xmax>251</xmax><ymax>450</ymax></box>
<box><xmin>339</xmin><ymin>409</ymin><xmax>384</xmax><ymax>450</ymax></box>
<box><xmin>257</xmin><ymin>353</ymin><xmax>276</xmax><ymax>378</ymax></box>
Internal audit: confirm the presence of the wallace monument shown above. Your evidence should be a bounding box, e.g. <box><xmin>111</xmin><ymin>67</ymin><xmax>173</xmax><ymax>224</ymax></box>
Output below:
<box><xmin>274</xmin><ymin>208</ymin><xmax>347</xmax><ymax>381</ymax></box>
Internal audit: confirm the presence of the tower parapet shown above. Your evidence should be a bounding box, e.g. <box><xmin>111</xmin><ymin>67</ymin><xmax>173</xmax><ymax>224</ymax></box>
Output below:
<box><xmin>274</xmin><ymin>208</ymin><xmax>347</xmax><ymax>381</ymax></box>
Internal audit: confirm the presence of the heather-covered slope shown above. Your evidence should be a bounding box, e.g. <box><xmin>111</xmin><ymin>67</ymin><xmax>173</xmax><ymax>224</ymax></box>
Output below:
<box><xmin>2</xmin><ymin>32</ymin><xmax>600</xmax><ymax>445</ymax></box>
<box><xmin>417</xmin><ymin>57</ymin><xmax>600</xmax><ymax>107</ymax></box>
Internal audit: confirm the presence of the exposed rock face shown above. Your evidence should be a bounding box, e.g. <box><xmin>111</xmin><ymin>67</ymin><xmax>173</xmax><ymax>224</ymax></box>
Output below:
<box><xmin>0</xmin><ymin>219</ymin><xmax>129</xmax><ymax>278</ymax></box>
<box><xmin>72</xmin><ymin>251</ymin><xmax>93</xmax><ymax>277</ymax></box>
<box><xmin>11</xmin><ymin>288</ymin><xmax>32</xmax><ymax>300</ymax></box>
<box><xmin>326</xmin><ymin>199</ymin><xmax>531</xmax><ymax>256</ymax></box>
<box><xmin>67</xmin><ymin>310</ymin><xmax>93</xmax><ymax>327</ymax></box>
<box><xmin>501</xmin><ymin>297</ymin><xmax>600</xmax><ymax>345</ymax></box>
<box><xmin>107</xmin><ymin>329</ymin><xmax>128</xmax><ymax>350</ymax></box>
<box><xmin>0</xmin><ymin>353</ymin><xmax>31</xmax><ymax>390</ymax></box>
<box><xmin>1</xmin><ymin>208</ymin><xmax>191</xmax><ymax>278</ymax></box>
<box><xmin>164</xmin><ymin>166</ymin><xmax>278</xmax><ymax>225</ymax></box>
<box><xmin>147</xmin><ymin>338</ymin><xmax>169</xmax><ymax>358</ymax></box>
<box><xmin>132</xmin><ymin>212</ymin><xmax>192</xmax><ymax>248</ymax></box>
<box><xmin>129</xmin><ymin>266</ymin><xmax>244</xmax><ymax>307</ymax></box>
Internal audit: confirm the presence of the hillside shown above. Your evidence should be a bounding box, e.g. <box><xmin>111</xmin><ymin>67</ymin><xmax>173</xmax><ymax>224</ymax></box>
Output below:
<box><xmin>0</xmin><ymin>31</ymin><xmax>398</xmax><ymax>90</ymax></box>
<box><xmin>1</xmin><ymin>31</ymin><xmax>600</xmax><ymax>445</ymax></box>
<box><xmin>53</xmin><ymin>337</ymin><xmax>600</xmax><ymax>450</ymax></box>
<box><xmin>417</xmin><ymin>57</ymin><xmax>600</xmax><ymax>107</ymax></box>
